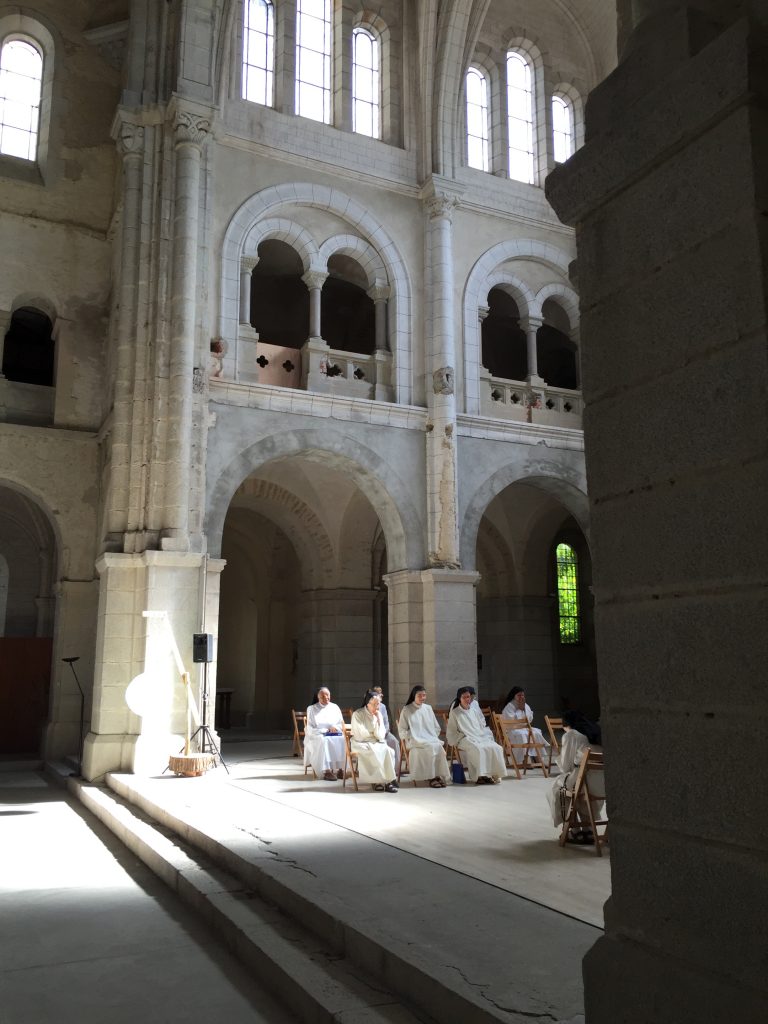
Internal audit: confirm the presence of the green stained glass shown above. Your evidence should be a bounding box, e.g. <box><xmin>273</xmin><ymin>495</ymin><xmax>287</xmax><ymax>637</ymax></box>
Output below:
<box><xmin>556</xmin><ymin>542</ymin><xmax>581</xmax><ymax>644</ymax></box>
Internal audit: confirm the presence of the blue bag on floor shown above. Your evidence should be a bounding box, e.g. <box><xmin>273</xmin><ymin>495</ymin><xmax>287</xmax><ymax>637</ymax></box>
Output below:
<box><xmin>451</xmin><ymin>761</ymin><xmax>466</xmax><ymax>784</ymax></box>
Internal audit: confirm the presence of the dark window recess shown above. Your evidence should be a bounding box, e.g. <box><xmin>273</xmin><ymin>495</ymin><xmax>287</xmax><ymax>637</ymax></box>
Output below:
<box><xmin>536</xmin><ymin>323</ymin><xmax>577</xmax><ymax>389</ymax></box>
<box><xmin>481</xmin><ymin>288</ymin><xmax>527</xmax><ymax>380</ymax></box>
<box><xmin>325</xmin><ymin>363</ymin><xmax>342</xmax><ymax>377</ymax></box>
<box><xmin>2</xmin><ymin>307</ymin><xmax>54</xmax><ymax>386</ymax></box>
<box><xmin>250</xmin><ymin>239</ymin><xmax>309</xmax><ymax>349</ymax></box>
<box><xmin>353</xmin><ymin>367</ymin><xmax>365</xmax><ymax>380</ymax></box>
<box><xmin>321</xmin><ymin>275</ymin><xmax>375</xmax><ymax>354</ymax></box>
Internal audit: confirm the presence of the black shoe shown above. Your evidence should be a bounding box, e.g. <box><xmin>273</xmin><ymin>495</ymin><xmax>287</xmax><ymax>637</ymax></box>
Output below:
<box><xmin>384</xmin><ymin>782</ymin><xmax>398</xmax><ymax>793</ymax></box>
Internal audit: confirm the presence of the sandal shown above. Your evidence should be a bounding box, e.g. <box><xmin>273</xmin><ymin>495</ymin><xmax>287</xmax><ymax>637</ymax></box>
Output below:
<box><xmin>373</xmin><ymin>784</ymin><xmax>385</xmax><ymax>792</ymax></box>
<box><xmin>384</xmin><ymin>782</ymin><xmax>398</xmax><ymax>793</ymax></box>
<box><xmin>429</xmin><ymin>778</ymin><xmax>443</xmax><ymax>788</ymax></box>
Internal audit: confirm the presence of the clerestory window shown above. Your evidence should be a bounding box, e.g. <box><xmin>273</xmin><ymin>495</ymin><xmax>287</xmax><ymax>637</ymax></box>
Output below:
<box><xmin>552</xmin><ymin>92</ymin><xmax>574</xmax><ymax>164</ymax></box>
<box><xmin>506</xmin><ymin>50</ymin><xmax>534</xmax><ymax>183</ymax></box>
<box><xmin>0</xmin><ymin>37</ymin><xmax>43</xmax><ymax>161</ymax></box>
<box><xmin>352</xmin><ymin>27</ymin><xmax>379</xmax><ymax>138</ymax></box>
<box><xmin>555</xmin><ymin>542</ymin><xmax>581</xmax><ymax>644</ymax></box>
<box><xmin>242</xmin><ymin>0</ymin><xmax>275</xmax><ymax>106</ymax></box>
<box><xmin>466</xmin><ymin>67</ymin><xmax>489</xmax><ymax>172</ymax></box>
<box><xmin>296</xmin><ymin>0</ymin><xmax>332</xmax><ymax>123</ymax></box>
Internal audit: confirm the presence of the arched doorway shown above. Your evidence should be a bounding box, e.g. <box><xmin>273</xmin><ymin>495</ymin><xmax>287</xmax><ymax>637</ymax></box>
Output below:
<box><xmin>474</xmin><ymin>481</ymin><xmax>598</xmax><ymax>718</ymax></box>
<box><xmin>216</xmin><ymin>456</ymin><xmax>389</xmax><ymax>730</ymax></box>
<box><xmin>0</xmin><ymin>484</ymin><xmax>57</xmax><ymax>755</ymax></box>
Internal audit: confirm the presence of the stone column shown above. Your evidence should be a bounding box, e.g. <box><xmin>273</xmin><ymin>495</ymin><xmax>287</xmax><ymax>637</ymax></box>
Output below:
<box><xmin>0</xmin><ymin>309</ymin><xmax>11</xmax><ymax>377</ymax></box>
<box><xmin>368</xmin><ymin>283</ymin><xmax>390</xmax><ymax>351</ymax></box>
<box><xmin>239</xmin><ymin>255</ymin><xmax>258</xmax><ymax>325</ymax></box>
<box><xmin>520</xmin><ymin>315</ymin><xmax>543</xmax><ymax>382</ymax></box>
<box><xmin>107</xmin><ymin>116</ymin><xmax>144</xmax><ymax>543</ymax></box>
<box><xmin>162</xmin><ymin>108</ymin><xmax>210</xmax><ymax>551</ymax></box>
<box><xmin>424</xmin><ymin>189</ymin><xmax>461</xmax><ymax>568</ymax></box>
<box><xmin>546</xmin><ymin>5</ymin><xmax>768</xmax><ymax>1022</ymax></box>
<box><xmin>302</xmin><ymin>270</ymin><xmax>327</xmax><ymax>341</ymax></box>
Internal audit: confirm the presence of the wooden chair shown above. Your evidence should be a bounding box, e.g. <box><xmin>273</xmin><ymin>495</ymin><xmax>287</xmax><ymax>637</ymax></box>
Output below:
<box><xmin>291</xmin><ymin>710</ymin><xmax>315</xmax><ymax>778</ymax></box>
<box><xmin>341</xmin><ymin>707</ymin><xmax>354</xmax><ymax>724</ymax></box>
<box><xmin>492</xmin><ymin>713</ymin><xmax>550</xmax><ymax>780</ymax></box>
<box><xmin>544</xmin><ymin>715</ymin><xmax>564</xmax><ymax>770</ymax></box>
<box><xmin>342</xmin><ymin>725</ymin><xmax>359</xmax><ymax>791</ymax></box>
<box><xmin>399</xmin><ymin>738</ymin><xmax>414</xmax><ymax>785</ymax></box>
<box><xmin>558</xmin><ymin>748</ymin><xmax>608</xmax><ymax>856</ymax></box>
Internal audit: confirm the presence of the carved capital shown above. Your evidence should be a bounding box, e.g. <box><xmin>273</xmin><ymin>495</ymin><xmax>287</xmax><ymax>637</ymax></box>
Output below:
<box><xmin>240</xmin><ymin>255</ymin><xmax>260</xmax><ymax>274</ymax></box>
<box><xmin>302</xmin><ymin>270</ymin><xmax>328</xmax><ymax>291</ymax></box>
<box><xmin>367</xmin><ymin>284</ymin><xmax>391</xmax><ymax>303</ymax></box>
<box><xmin>432</xmin><ymin>365</ymin><xmax>455</xmax><ymax>396</ymax></box>
<box><xmin>174</xmin><ymin>111</ymin><xmax>211</xmax><ymax>149</ymax></box>
<box><xmin>425</xmin><ymin>194</ymin><xmax>459</xmax><ymax>222</ymax></box>
<box><xmin>116</xmin><ymin>121</ymin><xmax>145</xmax><ymax>158</ymax></box>
<box><xmin>192</xmin><ymin>367</ymin><xmax>206</xmax><ymax>393</ymax></box>
<box><xmin>478</xmin><ymin>305</ymin><xmax>490</xmax><ymax>322</ymax></box>
<box><xmin>520</xmin><ymin>316</ymin><xmax>543</xmax><ymax>333</ymax></box>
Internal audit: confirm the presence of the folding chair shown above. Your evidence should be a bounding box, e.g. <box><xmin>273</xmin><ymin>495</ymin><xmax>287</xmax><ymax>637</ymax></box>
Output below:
<box><xmin>399</xmin><ymin>738</ymin><xmax>414</xmax><ymax>785</ymax></box>
<box><xmin>492</xmin><ymin>713</ymin><xmax>550</xmax><ymax>780</ymax></box>
<box><xmin>341</xmin><ymin>707</ymin><xmax>354</xmax><ymax>724</ymax></box>
<box><xmin>544</xmin><ymin>715</ymin><xmax>564</xmax><ymax>770</ymax></box>
<box><xmin>342</xmin><ymin>725</ymin><xmax>359</xmax><ymax>791</ymax></box>
<box><xmin>291</xmin><ymin>710</ymin><xmax>315</xmax><ymax>777</ymax></box>
<box><xmin>558</xmin><ymin>748</ymin><xmax>608</xmax><ymax>856</ymax></box>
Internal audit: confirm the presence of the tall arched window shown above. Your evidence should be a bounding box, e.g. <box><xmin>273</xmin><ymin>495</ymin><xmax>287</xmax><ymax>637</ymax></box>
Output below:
<box><xmin>552</xmin><ymin>93</ymin><xmax>574</xmax><ymax>164</ymax></box>
<box><xmin>296</xmin><ymin>0</ymin><xmax>331</xmax><ymax>123</ymax></box>
<box><xmin>555</xmin><ymin>542</ymin><xmax>581</xmax><ymax>644</ymax></box>
<box><xmin>352</xmin><ymin>28</ymin><xmax>379</xmax><ymax>138</ymax></box>
<box><xmin>242</xmin><ymin>0</ymin><xmax>274</xmax><ymax>106</ymax></box>
<box><xmin>506</xmin><ymin>50</ymin><xmax>534</xmax><ymax>184</ymax></box>
<box><xmin>466</xmin><ymin>67</ymin><xmax>489</xmax><ymax>171</ymax></box>
<box><xmin>0</xmin><ymin>38</ymin><xmax>43</xmax><ymax>161</ymax></box>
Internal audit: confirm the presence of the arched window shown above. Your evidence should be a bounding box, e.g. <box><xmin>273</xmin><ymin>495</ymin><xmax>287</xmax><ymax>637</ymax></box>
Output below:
<box><xmin>242</xmin><ymin>0</ymin><xmax>274</xmax><ymax>106</ymax></box>
<box><xmin>296</xmin><ymin>0</ymin><xmax>331</xmax><ymax>124</ymax></box>
<box><xmin>0</xmin><ymin>37</ymin><xmax>43</xmax><ymax>161</ymax></box>
<box><xmin>555</xmin><ymin>542</ymin><xmax>581</xmax><ymax>644</ymax></box>
<box><xmin>466</xmin><ymin>67</ymin><xmax>489</xmax><ymax>171</ymax></box>
<box><xmin>552</xmin><ymin>93</ymin><xmax>574</xmax><ymax>164</ymax></box>
<box><xmin>352</xmin><ymin>28</ymin><xmax>379</xmax><ymax>138</ymax></box>
<box><xmin>2</xmin><ymin>305</ymin><xmax>54</xmax><ymax>386</ymax></box>
<box><xmin>506</xmin><ymin>50</ymin><xmax>534</xmax><ymax>183</ymax></box>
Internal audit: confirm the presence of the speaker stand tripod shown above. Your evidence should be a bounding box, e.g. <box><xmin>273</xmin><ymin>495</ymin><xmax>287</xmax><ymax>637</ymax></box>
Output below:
<box><xmin>185</xmin><ymin>661</ymin><xmax>229</xmax><ymax>774</ymax></box>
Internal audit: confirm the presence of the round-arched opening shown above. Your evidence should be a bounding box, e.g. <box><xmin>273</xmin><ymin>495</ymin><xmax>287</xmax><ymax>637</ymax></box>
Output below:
<box><xmin>537</xmin><ymin>299</ymin><xmax>577</xmax><ymax>389</ymax></box>
<box><xmin>474</xmin><ymin>481</ymin><xmax>598</xmax><ymax>719</ymax></box>
<box><xmin>482</xmin><ymin>287</ymin><xmax>527</xmax><ymax>380</ymax></box>
<box><xmin>2</xmin><ymin>306</ymin><xmax>55</xmax><ymax>386</ymax></box>
<box><xmin>0</xmin><ymin>483</ymin><xmax>57</xmax><ymax>754</ymax></box>
<box><xmin>216</xmin><ymin>455</ymin><xmax>389</xmax><ymax>732</ymax></box>
<box><xmin>322</xmin><ymin>254</ymin><xmax>375</xmax><ymax>354</ymax></box>
<box><xmin>250</xmin><ymin>239</ymin><xmax>309</xmax><ymax>349</ymax></box>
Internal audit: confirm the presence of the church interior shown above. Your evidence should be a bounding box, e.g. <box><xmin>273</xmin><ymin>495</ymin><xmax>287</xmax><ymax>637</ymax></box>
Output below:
<box><xmin>0</xmin><ymin>1</ymin><xmax>765</xmax><ymax>1021</ymax></box>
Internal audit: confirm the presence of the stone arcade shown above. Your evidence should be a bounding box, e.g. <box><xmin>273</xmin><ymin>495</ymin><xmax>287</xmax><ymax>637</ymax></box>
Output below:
<box><xmin>0</xmin><ymin>1</ymin><xmax>765</xmax><ymax>1021</ymax></box>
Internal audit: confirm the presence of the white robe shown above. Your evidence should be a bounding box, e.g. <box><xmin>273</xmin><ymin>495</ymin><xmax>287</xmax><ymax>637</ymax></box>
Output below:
<box><xmin>379</xmin><ymin>702</ymin><xmax>400</xmax><ymax>763</ymax></box>
<box><xmin>398</xmin><ymin>702</ymin><xmax>451</xmax><ymax>782</ymax></box>
<box><xmin>350</xmin><ymin>708</ymin><xmax>397</xmax><ymax>785</ymax></box>
<box><xmin>446</xmin><ymin>702</ymin><xmax>507</xmax><ymax>782</ymax></box>
<box><xmin>547</xmin><ymin>729</ymin><xmax>606</xmax><ymax>827</ymax></box>
<box><xmin>304</xmin><ymin>701</ymin><xmax>346</xmax><ymax>776</ymax></box>
<box><xmin>501</xmin><ymin>701</ymin><xmax>550</xmax><ymax>764</ymax></box>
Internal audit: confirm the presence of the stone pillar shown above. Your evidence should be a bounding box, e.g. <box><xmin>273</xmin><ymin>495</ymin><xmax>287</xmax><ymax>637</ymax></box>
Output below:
<box><xmin>546</xmin><ymin>6</ymin><xmax>768</xmax><ymax>1022</ymax></box>
<box><xmin>302</xmin><ymin>270</ymin><xmax>327</xmax><ymax>341</ymax></box>
<box><xmin>368</xmin><ymin>283</ymin><xmax>390</xmax><ymax>352</ymax></box>
<box><xmin>424</xmin><ymin>188</ymin><xmax>461</xmax><ymax>568</ymax></box>
<box><xmin>520</xmin><ymin>315</ymin><xmax>543</xmax><ymax>383</ymax></box>
<box><xmin>0</xmin><ymin>309</ymin><xmax>10</xmax><ymax>377</ymax></box>
<box><xmin>239</xmin><ymin>255</ymin><xmax>258</xmax><ymax>325</ymax></box>
<box><xmin>107</xmin><ymin>116</ymin><xmax>144</xmax><ymax>543</ymax></box>
<box><xmin>162</xmin><ymin>108</ymin><xmax>210</xmax><ymax>551</ymax></box>
<box><xmin>385</xmin><ymin>569</ymin><xmax>480</xmax><ymax>713</ymax></box>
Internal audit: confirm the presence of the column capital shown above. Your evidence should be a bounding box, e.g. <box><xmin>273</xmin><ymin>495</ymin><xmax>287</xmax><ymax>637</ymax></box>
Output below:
<box><xmin>174</xmin><ymin>109</ymin><xmax>212</xmax><ymax>149</ymax></box>
<box><xmin>114</xmin><ymin>118</ymin><xmax>145</xmax><ymax>158</ymax></box>
<box><xmin>240</xmin><ymin>255</ymin><xmax>260</xmax><ymax>274</ymax></box>
<box><xmin>520</xmin><ymin>315</ymin><xmax>543</xmax><ymax>332</ymax></box>
<box><xmin>367</xmin><ymin>283</ymin><xmax>391</xmax><ymax>303</ymax></box>
<box><xmin>478</xmin><ymin>305</ymin><xmax>490</xmax><ymax>322</ymax></box>
<box><xmin>302</xmin><ymin>270</ymin><xmax>328</xmax><ymax>291</ymax></box>
<box><xmin>425</xmin><ymin>193</ymin><xmax>459</xmax><ymax>222</ymax></box>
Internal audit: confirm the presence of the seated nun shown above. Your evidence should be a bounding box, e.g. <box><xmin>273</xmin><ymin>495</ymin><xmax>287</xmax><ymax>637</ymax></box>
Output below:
<box><xmin>304</xmin><ymin>686</ymin><xmax>346</xmax><ymax>781</ymax></box>
<box><xmin>446</xmin><ymin>686</ymin><xmax>507</xmax><ymax>785</ymax></box>
<box><xmin>350</xmin><ymin>690</ymin><xmax>398</xmax><ymax>792</ymax></box>
<box><xmin>501</xmin><ymin>686</ymin><xmax>551</xmax><ymax>764</ymax></box>
<box><xmin>547</xmin><ymin>710</ymin><xmax>605</xmax><ymax>844</ymax></box>
<box><xmin>371</xmin><ymin>685</ymin><xmax>400</xmax><ymax>765</ymax></box>
<box><xmin>398</xmin><ymin>685</ymin><xmax>451</xmax><ymax>787</ymax></box>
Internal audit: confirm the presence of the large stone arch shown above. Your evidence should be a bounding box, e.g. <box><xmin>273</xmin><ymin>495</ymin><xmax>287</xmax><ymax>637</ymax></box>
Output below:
<box><xmin>460</xmin><ymin>466</ymin><xmax>589</xmax><ymax>570</ymax></box>
<box><xmin>220</xmin><ymin>183</ymin><xmax>413</xmax><ymax>402</ymax></box>
<box><xmin>206</xmin><ymin>428</ymin><xmax>424</xmax><ymax>570</ymax></box>
<box><xmin>463</xmin><ymin>239</ymin><xmax>574</xmax><ymax>414</ymax></box>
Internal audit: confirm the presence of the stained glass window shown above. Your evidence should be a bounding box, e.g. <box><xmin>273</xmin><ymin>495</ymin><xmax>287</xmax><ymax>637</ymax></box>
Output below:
<box><xmin>556</xmin><ymin>542</ymin><xmax>581</xmax><ymax>644</ymax></box>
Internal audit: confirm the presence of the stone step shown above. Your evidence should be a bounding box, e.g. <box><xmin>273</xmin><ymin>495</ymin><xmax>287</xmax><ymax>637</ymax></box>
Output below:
<box><xmin>69</xmin><ymin>777</ymin><xmax>432</xmax><ymax>1024</ymax></box>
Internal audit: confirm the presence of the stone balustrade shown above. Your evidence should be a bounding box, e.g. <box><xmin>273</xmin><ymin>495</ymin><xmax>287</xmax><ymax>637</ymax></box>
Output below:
<box><xmin>0</xmin><ymin>378</ymin><xmax>55</xmax><ymax>427</ymax></box>
<box><xmin>479</xmin><ymin>372</ymin><xmax>582</xmax><ymax>428</ymax></box>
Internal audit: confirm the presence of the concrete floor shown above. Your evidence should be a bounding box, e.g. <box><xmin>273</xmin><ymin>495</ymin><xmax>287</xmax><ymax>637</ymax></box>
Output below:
<box><xmin>0</xmin><ymin>768</ymin><xmax>297</xmax><ymax>1024</ymax></box>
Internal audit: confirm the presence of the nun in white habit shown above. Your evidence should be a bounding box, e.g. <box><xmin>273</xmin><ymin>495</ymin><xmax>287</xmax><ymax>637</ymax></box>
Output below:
<box><xmin>350</xmin><ymin>691</ymin><xmax>398</xmax><ymax>792</ymax></box>
<box><xmin>398</xmin><ymin>685</ymin><xmax>450</xmax><ymax>787</ymax></box>
<box><xmin>371</xmin><ymin>685</ymin><xmax>400</xmax><ymax>764</ymax></box>
<box><xmin>304</xmin><ymin>687</ymin><xmax>346</xmax><ymax>781</ymax></box>
<box><xmin>548</xmin><ymin>710</ymin><xmax>605</xmax><ymax>843</ymax></box>
<box><xmin>446</xmin><ymin>686</ymin><xmax>507</xmax><ymax>785</ymax></box>
<box><xmin>501</xmin><ymin>686</ymin><xmax>550</xmax><ymax>764</ymax></box>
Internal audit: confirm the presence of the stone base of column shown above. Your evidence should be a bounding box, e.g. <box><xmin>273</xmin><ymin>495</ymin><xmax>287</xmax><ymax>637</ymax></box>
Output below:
<box><xmin>384</xmin><ymin>568</ymin><xmax>479</xmax><ymax>711</ymax></box>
